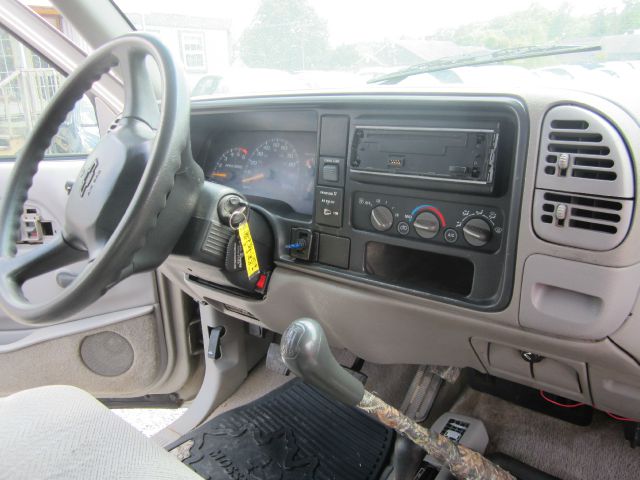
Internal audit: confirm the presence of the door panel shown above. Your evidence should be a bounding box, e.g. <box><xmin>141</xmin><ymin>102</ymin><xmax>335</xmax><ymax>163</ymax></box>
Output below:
<box><xmin>0</xmin><ymin>4</ymin><xmax>198</xmax><ymax>403</ymax></box>
<box><xmin>0</xmin><ymin>160</ymin><xmax>182</xmax><ymax>399</ymax></box>
<box><xmin>0</xmin><ymin>160</ymin><xmax>157</xmax><ymax>326</ymax></box>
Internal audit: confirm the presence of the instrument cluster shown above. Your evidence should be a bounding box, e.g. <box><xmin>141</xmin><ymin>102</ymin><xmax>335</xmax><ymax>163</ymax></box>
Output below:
<box><xmin>205</xmin><ymin>131</ymin><xmax>317</xmax><ymax>215</ymax></box>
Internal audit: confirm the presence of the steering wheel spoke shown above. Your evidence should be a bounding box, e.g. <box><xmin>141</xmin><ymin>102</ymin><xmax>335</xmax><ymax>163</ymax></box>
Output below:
<box><xmin>116</xmin><ymin>48</ymin><xmax>161</xmax><ymax>129</ymax></box>
<box><xmin>0</xmin><ymin>235</ymin><xmax>87</xmax><ymax>285</ymax></box>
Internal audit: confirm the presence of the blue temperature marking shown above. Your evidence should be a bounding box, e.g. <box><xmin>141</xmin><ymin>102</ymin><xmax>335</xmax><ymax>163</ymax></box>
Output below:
<box><xmin>410</xmin><ymin>204</ymin><xmax>436</xmax><ymax>219</ymax></box>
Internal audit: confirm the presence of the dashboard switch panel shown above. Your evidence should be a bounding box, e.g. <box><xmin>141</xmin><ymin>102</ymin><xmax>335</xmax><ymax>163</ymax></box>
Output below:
<box><xmin>315</xmin><ymin>186</ymin><xmax>344</xmax><ymax>227</ymax></box>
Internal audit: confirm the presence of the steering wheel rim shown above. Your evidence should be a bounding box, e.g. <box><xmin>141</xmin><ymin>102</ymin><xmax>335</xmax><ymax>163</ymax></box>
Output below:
<box><xmin>0</xmin><ymin>33</ymin><xmax>203</xmax><ymax>325</ymax></box>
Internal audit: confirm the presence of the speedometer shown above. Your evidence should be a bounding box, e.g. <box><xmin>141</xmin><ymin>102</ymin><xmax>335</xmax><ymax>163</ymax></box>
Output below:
<box><xmin>243</xmin><ymin>138</ymin><xmax>300</xmax><ymax>191</ymax></box>
<box><xmin>208</xmin><ymin>147</ymin><xmax>248</xmax><ymax>183</ymax></box>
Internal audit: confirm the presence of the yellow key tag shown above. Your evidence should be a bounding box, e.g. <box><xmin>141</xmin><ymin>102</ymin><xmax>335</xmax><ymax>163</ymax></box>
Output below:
<box><xmin>238</xmin><ymin>221</ymin><xmax>260</xmax><ymax>279</ymax></box>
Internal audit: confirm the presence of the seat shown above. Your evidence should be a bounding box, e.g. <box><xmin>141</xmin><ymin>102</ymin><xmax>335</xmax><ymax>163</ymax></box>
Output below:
<box><xmin>0</xmin><ymin>385</ymin><xmax>202</xmax><ymax>479</ymax></box>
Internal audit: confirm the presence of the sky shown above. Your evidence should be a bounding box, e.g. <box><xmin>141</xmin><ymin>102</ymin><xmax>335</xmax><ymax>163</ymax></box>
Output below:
<box><xmin>112</xmin><ymin>0</ymin><xmax>627</xmax><ymax>45</ymax></box>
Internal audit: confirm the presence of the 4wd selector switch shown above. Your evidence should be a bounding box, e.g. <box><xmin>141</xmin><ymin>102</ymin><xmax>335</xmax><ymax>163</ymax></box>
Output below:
<box><xmin>462</xmin><ymin>218</ymin><xmax>492</xmax><ymax>247</ymax></box>
<box><xmin>370</xmin><ymin>205</ymin><xmax>393</xmax><ymax>231</ymax></box>
<box><xmin>414</xmin><ymin>211</ymin><xmax>440</xmax><ymax>239</ymax></box>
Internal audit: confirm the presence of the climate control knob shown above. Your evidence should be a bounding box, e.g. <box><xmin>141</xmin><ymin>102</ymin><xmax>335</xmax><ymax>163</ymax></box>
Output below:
<box><xmin>413</xmin><ymin>211</ymin><xmax>440</xmax><ymax>239</ymax></box>
<box><xmin>462</xmin><ymin>218</ymin><xmax>492</xmax><ymax>247</ymax></box>
<box><xmin>370</xmin><ymin>205</ymin><xmax>394</xmax><ymax>232</ymax></box>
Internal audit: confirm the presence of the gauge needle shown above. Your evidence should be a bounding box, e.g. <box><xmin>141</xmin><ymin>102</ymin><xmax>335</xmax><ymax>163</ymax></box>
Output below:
<box><xmin>210</xmin><ymin>172</ymin><xmax>228</xmax><ymax>179</ymax></box>
<box><xmin>242</xmin><ymin>173</ymin><xmax>266</xmax><ymax>184</ymax></box>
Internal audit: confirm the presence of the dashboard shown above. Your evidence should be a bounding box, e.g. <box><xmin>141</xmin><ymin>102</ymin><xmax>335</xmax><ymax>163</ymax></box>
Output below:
<box><xmin>203</xmin><ymin>131</ymin><xmax>317</xmax><ymax>215</ymax></box>
<box><xmin>195</xmin><ymin>100</ymin><xmax>523</xmax><ymax>310</ymax></box>
<box><xmin>175</xmin><ymin>89</ymin><xmax>640</xmax><ymax>421</ymax></box>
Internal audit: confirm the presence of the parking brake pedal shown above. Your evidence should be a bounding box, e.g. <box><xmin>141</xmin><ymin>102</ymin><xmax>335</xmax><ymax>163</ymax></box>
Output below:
<box><xmin>401</xmin><ymin>366</ymin><xmax>443</xmax><ymax>422</ymax></box>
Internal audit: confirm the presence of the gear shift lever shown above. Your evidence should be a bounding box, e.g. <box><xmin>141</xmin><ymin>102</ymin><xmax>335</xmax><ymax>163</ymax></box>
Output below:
<box><xmin>280</xmin><ymin>317</ymin><xmax>364</xmax><ymax>405</ymax></box>
<box><xmin>281</xmin><ymin>319</ymin><xmax>515</xmax><ymax>480</ymax></box>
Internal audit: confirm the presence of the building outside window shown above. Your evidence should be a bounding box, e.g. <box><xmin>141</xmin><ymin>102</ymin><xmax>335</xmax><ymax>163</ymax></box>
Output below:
<box><xmin>180</xmin><ymin>31</ymin><xmax>206</xmax><ymax>72</ymax></box>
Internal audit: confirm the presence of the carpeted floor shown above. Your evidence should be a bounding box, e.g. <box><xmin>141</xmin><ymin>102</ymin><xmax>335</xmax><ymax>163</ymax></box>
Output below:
<box><xmin>451</xmin><ymin>388</ymin><xmax>640</xmax><ymax>480</ymax></box>
<box><xmin>361</xmin><ymin>362</ymin><xmax>419</xmax><ymax>408</ymax></box>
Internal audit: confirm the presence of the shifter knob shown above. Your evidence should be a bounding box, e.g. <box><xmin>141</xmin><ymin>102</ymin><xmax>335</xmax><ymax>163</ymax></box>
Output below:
<box><xmin>281</xmin><ymin>318</ymin><xmax>365</xmax><ymax>406</ymax></box>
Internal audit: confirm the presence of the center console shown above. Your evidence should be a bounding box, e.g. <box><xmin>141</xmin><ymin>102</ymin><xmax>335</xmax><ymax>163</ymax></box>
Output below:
<box><xmin>287</xmin><ymin>98</ymin><xmax>527</xmax><ymax>311</ymax></box>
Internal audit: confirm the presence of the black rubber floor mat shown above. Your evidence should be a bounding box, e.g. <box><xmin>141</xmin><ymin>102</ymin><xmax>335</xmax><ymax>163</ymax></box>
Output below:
<box><xmin>169</xmin><ymin>379</ymin><xmax>395</xmax><ymax>479</ymax></box>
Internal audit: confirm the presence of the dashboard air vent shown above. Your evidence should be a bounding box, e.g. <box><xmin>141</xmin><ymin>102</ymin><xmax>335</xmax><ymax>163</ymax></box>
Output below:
<box><xmin>533</xmin><ymin>190</ymin><xmax>633</xmax><ymax>251</ymax></box>
<box><xmin>538</xmin><ymin>105</ymin><xmax>634</xmax><ymax>198</ymax></box>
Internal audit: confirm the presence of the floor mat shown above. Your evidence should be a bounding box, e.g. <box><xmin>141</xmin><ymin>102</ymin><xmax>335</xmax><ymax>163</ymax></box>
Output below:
<box><xmin>169</xmin><ymin>379</ymin><xmax>395</xmax><ymax>480</ymax></box>
<box><xmin>452</xmin><ymin>389</ymin><xmax>640</xmax><ymax>480</ymax></box>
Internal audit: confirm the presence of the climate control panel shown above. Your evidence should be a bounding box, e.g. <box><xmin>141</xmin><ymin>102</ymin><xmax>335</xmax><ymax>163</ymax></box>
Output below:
<box><xmin>353</xmin><ymin>192</ymin><xmax>504</xmax><ymax>251</ymax></box>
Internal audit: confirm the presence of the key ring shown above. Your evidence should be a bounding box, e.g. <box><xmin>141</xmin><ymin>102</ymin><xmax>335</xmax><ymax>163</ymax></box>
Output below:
<box><xmin>229</xmin><ymin>210</ymin><xmax>247</xmax><ymax>231</ymax></box>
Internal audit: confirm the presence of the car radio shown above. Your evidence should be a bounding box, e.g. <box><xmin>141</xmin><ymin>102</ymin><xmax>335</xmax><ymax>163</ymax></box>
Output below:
<box><xmin>350</xmin><ymin>124</ymin><xmax>499</xmax><ymax>192</ymax></box>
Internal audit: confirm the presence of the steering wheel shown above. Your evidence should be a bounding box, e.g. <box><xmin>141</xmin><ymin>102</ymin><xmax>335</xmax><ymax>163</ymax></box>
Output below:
<box><xmin>0</xmin><ymin>33</ymin><xmax>203</xmax><ymax>325</ymax></box>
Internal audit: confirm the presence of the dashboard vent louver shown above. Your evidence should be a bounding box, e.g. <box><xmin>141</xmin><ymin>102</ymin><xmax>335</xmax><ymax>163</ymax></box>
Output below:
<box><xmin>533</xmin><ymin>190</ymin><xmax>633</xmax><ymax>251</ymax></box>
<box><xmin>538</xmin><ymin>105</ymin><xmax>633</xmax><ymax>198</ymax></box>
<box><xmin>534</xmin><ymin>105</ymin><xmax>635</xmax><ymax>251</ymax></box>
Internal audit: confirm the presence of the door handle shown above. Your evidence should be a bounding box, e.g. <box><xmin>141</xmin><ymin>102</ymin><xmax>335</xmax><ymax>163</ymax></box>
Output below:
<box><xmin>19</xmin><ymin>211</ymin><xmax>44</xmax><ymax>244</ymax></box>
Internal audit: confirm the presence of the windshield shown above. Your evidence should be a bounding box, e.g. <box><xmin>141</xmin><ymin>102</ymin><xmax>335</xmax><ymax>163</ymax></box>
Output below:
<box><xmin>110</xmin><ymin>0</ymin><xmax>640</xmax><ymax>96</ymax></box>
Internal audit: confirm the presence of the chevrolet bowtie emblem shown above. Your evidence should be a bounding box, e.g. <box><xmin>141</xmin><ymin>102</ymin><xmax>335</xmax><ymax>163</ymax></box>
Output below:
<box><xmin>79</xmin><ymin>159</ymin><xmax>99</xmax><ymax>198</ymax></box>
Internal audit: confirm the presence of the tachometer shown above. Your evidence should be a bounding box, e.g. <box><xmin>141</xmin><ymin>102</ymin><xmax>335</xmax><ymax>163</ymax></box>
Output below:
<box><xmin>209</xmin><ymin>147</ymin><xmax>248</xmax><ymax>183</ymax></box>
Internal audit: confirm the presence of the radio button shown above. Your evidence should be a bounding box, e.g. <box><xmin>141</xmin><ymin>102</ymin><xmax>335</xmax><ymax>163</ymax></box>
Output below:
<box><xmin>370</xmin><ymin>205</ymin><xmax>394</xmax><ymax>232</ymax></box>
<box><xmin>414</xmin><ymin>211</ymin><xmax>440</xmax><ymax>239</ymax></box>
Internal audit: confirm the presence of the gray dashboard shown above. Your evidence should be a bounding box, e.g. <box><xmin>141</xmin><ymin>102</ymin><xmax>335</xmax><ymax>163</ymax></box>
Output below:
<box><xmin>161</xmin><ymin>88</ymin><xmax>640</xmax><ymax>420</ymax></box>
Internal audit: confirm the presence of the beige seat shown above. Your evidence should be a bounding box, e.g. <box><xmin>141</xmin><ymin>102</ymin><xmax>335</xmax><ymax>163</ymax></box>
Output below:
<box><xmin>0</xmin><ymin>385</ymin><xmax>202</xmax><ymax>479</ymax></box>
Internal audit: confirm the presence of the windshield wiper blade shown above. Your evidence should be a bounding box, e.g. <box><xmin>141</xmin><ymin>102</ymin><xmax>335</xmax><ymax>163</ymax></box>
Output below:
<box><xmin>368</xmin><ymin>44</ymin><xmax>602</xmax><ymax>84</ymax></box>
